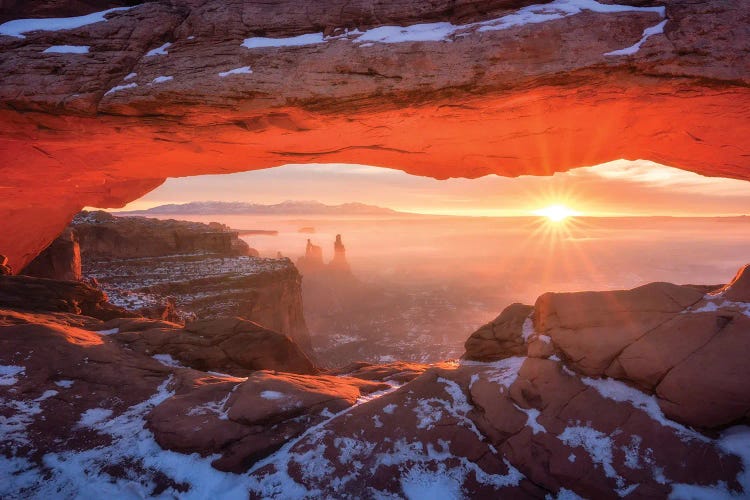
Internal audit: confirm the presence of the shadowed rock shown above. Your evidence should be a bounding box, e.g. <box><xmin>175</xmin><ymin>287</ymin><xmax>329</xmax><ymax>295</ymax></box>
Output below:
<box><xmin>0</xmin><ymin>274</ymin><xmax>136</xmax><ymax>320</ymax></box>
<box><xmin>111</xmin><ymin>316</ymin><xmax>318</xmax><ymax>376</ymax></box>
<box><xmin>21</xmin><ymin>227</ymin><xmax>82</xmax><ymax>281</ymax></box>
<box><xmin>464</xmin><ymin>302</ymin><xmax>532</xmax><ymax>361</ymax></box>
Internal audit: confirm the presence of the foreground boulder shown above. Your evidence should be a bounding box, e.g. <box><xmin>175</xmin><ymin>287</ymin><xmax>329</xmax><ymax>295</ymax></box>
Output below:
<box><xmin>21</xmin><ymin>228</ymin><xmax>82</xmax><ymax>281</ymax></box>
<box><xmin>148</xmin><ymin>370</ymin><xmax>390</xmax><ymax>472</ymax></box>
<box><xmin>463</xmin><ymin>302</ymin><xmax>532</xmax><ymax>361</ymax></box>
<box><xmin>465</xmin><ymin>267</ymin><xmax>750</xmax><ymax>430</ymax></box>
<box><xmin>246</xmin><ymin>359</ymin><xmax>746</xmax><ymax>498</ymax></box>
<box><xmin>0</xmin><ymin>274</ymin><xmax>135</xmax><ymax>320</ymax></box>
<box><xmin>533</xmin><ymin>281</ymin><xmax>705</xmax><ymax>376</ymax></box>
<box><xmin>109</xmin><ymin>316</ymin><xmax>318</xmax><ymax>376</ymax></box>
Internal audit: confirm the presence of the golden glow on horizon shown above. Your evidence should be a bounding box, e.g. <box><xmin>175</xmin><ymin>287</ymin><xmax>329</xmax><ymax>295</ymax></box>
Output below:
<box><xmin>533</xmin><ymin>204</ymin><xmax>579</xmax><ymax>222</ymax></box>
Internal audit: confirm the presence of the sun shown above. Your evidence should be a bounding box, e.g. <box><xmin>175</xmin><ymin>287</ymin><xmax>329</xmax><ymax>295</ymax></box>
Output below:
<box><xmin>533</xmin><ymin>204</ymin><xmax>578</xmax><ymax>222</ymax></box>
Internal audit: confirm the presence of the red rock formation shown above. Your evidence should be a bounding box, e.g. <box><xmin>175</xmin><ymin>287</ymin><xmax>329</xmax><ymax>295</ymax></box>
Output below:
<box><xmin>147</xmin><ymin>370</ymin><xmax>390</xmax><ymax>472</ymax></box>
<box><xmin>21</xmin><ymin>227</ymin><xmax>82</xmax><ymax>281</ymax></box>
<box><xmin>0</xmin><ymin>274</ymin><xmax>136</xmax><ymax>320</ymax></box>
<box><xmin>329</xmin><ymin>234</ymin><xmax>351</xmax><ymax>274</ymax></box>
<box><xmin>296</xmin><ymin>238</ymin><xmax>324</xmax><ymax>274</ymax></box>
<box><xmin>73</xmin><ymin>210</ymin><xmax>252</xmax><ymax>259</ymax></box>
<box><xmin>3</xmin><ymin>269</ymin><xmax>750</xmax><ymax>497</ymax></box>
<box><xmin>465</xmin><ymin>266</ymin><xmax>750</xmax><ymax>430</ymax></box>
<box><xmin>464</xmin><ymin>303</ymin><xmax>532</xmax><ymax>361</ymax></box>
<box><xmin>718</xmin><ymin>263</ymin><xmax>750</xmax><ymax>302</ymax></box>
<box><xmin>0</xmin><ymin>0</ymin><xmax>748</xmax><ymax>269</ymax></box>
<box><xmin>0</xmin><ymin>254</ymin><xmax>11</xmax><ymax>275</ymax></box>
<box><xmin>110</xmin><ymin>316</ymin><xmax>318</xmax><ymax>376</ymax></box>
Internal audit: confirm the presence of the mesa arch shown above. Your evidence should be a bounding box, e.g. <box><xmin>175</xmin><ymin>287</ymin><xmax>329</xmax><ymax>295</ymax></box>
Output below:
<box><xmin>1</xmin><ymin>0</ymin><xmax>749</xmax><ymax>270</ymax></box>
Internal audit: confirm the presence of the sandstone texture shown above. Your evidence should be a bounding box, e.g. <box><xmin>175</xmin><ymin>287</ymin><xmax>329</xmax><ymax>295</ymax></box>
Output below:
<box><xmin>111</xmin><ymin>316</ymin><xmax>318</xmax><ymax>376</ymax></box>
<box><xmin>1</xmin><ymin>0</ymin><xmax>749</xmax><ymax>269</ymax></box>
<box><xmin>73</xmin><ymin>210</ymin><xmax>252</xmax><ymax>259</ymax></box>
<box><xmin>464</xmin><ymin>302</ymin><xmax>532</xmax><ymax>361</ymax></box>
<box><xmin>719</xmin><ymin>263</ymin><xmax>750</xmax><ymax>302</ymax></box>
<box><xmin>3</xmin><ymin>267</ymin><xmax>750</xmax><ymax>497</ymax></box>
<box><xmin>70</xmin><ymin>210</ymin><xmax>311</xmax><ymax>346</ymax></box>
<box><xmin>464</xmin><ymin>268</ymin><xmax>750</xmax><ymax>430</ymax></box>
<box><xmin>0</xmin><ymin>274</ymin><xmax>135</xmax><ymax>320</ymax></box>
<box><xmin>20</xmin><ymin>228</ymin><xmax>82</xmax><ymax>281</ymax></box>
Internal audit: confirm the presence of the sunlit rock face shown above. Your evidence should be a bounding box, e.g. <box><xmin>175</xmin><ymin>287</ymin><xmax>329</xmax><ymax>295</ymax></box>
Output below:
<box><xmin>464</xmin><ymin>276</ymin><xmax>750</xmax><ymax>430</ymax></box>
<box><xmin>1</xmin><ymin>0</ymin><xmax>749</xmax><ymax>269</ymax></box>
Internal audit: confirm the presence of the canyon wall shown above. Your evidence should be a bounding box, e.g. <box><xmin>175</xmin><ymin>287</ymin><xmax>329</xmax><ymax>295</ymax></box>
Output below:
<box><xmin>0</xmin><ymin>0</ymin><xmax>748</xmax><ymax>268</ymax></box>
<box><xmin>71</xmin><ymin>210</ymin><xmax>253</xmax><ymax>259</ymax></box>
<box><xmin>69</xmin><ymin>211</ymin><xmax>310</xmax><ymax>347</ymax></box>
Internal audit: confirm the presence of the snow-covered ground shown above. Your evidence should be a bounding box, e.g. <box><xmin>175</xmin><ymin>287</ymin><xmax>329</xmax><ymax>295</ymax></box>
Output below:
<box><xmin>2</xmin><ymin>353</ymin><xmax>749</xmax><ymax>498</ymax></box>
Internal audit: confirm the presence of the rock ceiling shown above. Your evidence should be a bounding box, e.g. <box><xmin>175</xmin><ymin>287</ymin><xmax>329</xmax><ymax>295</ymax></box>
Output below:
<box><xmin>0</xmin><ymin>0</ymin><xmax>748</xmax><ymax>269</ymax></box>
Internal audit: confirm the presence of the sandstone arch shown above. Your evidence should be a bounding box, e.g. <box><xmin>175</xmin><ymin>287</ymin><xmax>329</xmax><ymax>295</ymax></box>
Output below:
<box><xmin>1</xmin><ymin>0</ymin><xmax>748</xmax><ymax>269</ymax></box>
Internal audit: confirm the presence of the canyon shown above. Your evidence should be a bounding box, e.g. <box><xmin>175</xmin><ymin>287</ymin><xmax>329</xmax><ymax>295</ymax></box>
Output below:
<box><xmin>2</xmin><ymin>260</ymin><xmax>750</xmax><ymax>497</ymax></box>
<box><xmin>63</xmin><ymin>211</ymin><xmax>311</xmax><ymax>347</ymax></box>
<box><xmin>0</xmin><ymin>0</ymin><xmax>749</xmax><ymax>270</ymax></box>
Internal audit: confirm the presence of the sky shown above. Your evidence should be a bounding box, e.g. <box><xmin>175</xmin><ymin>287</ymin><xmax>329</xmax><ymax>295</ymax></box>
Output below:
<box><xmin>116</xmin><ymin>159</ymin><xmax>750</xmax><ymax>217</ymax></box>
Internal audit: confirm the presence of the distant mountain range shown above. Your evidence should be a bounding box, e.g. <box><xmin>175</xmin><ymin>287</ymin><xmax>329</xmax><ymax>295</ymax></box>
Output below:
<box><xmin>117</xmin><ymin>200</ymin><xmax>401</xmax><ymax>216</ymax></box>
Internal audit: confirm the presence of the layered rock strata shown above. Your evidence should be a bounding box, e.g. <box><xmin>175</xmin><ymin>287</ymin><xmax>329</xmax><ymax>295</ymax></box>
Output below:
<box><xmin>0</xmin><ymin>0</ymin><xmax>748</xmax><ymax>270</ymax></box>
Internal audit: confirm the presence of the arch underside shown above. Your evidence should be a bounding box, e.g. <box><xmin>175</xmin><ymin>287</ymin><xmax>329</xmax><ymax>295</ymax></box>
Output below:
<box><xmin>0</xmin><ymin>0</ymin><xmax>748</xmax><ymax>269</ymax></box>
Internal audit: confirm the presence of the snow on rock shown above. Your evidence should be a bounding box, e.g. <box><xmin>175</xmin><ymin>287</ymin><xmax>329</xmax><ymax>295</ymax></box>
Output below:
<box><xmin>580</xmin><ymin>375</ymin><xmax>708</xmax><ymax>442</ymax></box>
<box><xmin>242</xmin><ymin>33</ymin><xmax>326</xmax><ymax>49</ymax></box>
<box><xmin>515</xmin><ymin>405</ymin><xmax>547</xmax><ymax>435</ymax></box>
<box><xmin>1</xmin><ymin>399</ymin><xmax>42</xmax><ymax>447</ymax></box>
<box><xmin>0</xmin><ymin>389</ymin><xmax>56</xmax><ymax>449</ymax></box>
<box><xmin>383</xmin><ymin>403</ymin><xmax>397</xmax><ymax>414</ymax></box>
<box><xmin>669</xmin><ymin>426</ymin><xmax>750</xmax><ymax>499</ymax></box>
<box><xmin>240</xmin><ymin>0</ymin><xmax>664</xmax><ymax>58</ymax></box>
<box><xmin>186</xmin><ymin>392</ymin><xmax>232</xmax><ymax>420</ymax></box>
<box><xmin>94</xmin><ymin>327</ymin><xmax>119</xmax><ymax>335</ymax></box>
<box><xmin>553</xmin><ymin>489</ymin><xmax>586</xmax><ymax>500</ymax></box>
<box><xmin>465</xmin><ymin>356</ymin><xmax>526</xmax><ymax>389</ymax></box>
<box><xmin>260</xmin><ymin>390</ymin><xmax>286</xmax><ymax>400</ymax></box>
<box><xmin>152</xmin><ymin>354</ymin><xmax>183</xmax><ymax>368</ymax></box>
<box><xmin>685</xmin><ymin>297</ymin><xmax>750</xmax><ymax>317</ymax></box>
<box><xmin>394</xmin><ymin>439</ymin><xmax>523</xmax><ymax>499</ymax></box>
<box><xmin>42</xmin><ymin>45</ymin><xmax>90</xmax><ymax>54</ymax></box>
<box><xmin>0</xmin><ymin>7</ymin><xmax>132</xmax><ymax>38</ymax></box>
<box><xmin>77</xmin><ymin>408</ymin><xmax>113</xmax><ymax>427</ymax></box>
<box><xmin>54</xmin><ymin>380</ymin><xmax>74</xmax><ymax>388</ymax></box>
<box><xmin>150</xmin><ymin>76</ymin><xmax>173</xmax><ymax>84</ymax></box>
<box><xmin>104</xmin><ymin>83</ymin><xmax>137</xmax><ymax>96</ymax></box>
<box><xmin>218</xmin><ymin>66</ymin><xmax>252</xmax><ymax>77</ymax></box>
<box><xmin>605</xmin><ymin>19</ymin><xmax>668</xmax><ymax>56</ymax></box>
<box><xmin>559</xmin><ymin>426</ymin><xmax>623</xmax><ymax>486</ymax></box>
<box><xmin>521</xmin><ymin>315</ymin><xmax>535</xmax><ymax>341</ymax></box>
<box><xmin>145</xmin><ymin>42</ymin><xmax>172</xmax><ymax>57</ymax></box>
<box><xmin>3</xmin><ymin>376</ymin><xmax>255</xmax><ymax>499</ymax></box>
<box><xmin>0</xmin><ymin>365</ymin><xmax>24</xmax><ymax>385</ymax></box>
<box><xmin>476</xmin><ymin>0</ymin><xmax>663</xmax><ymax>35</ymax></box>
<box><xmin>355</xmin><ymin>22</ymin><xmax>457</xmax><ymax>44</ymax></box>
